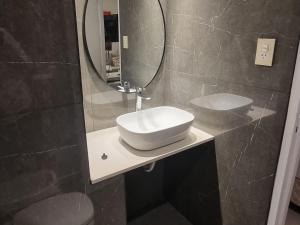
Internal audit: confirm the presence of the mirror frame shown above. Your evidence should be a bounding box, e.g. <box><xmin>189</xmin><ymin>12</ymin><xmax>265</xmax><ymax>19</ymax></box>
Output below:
<box><xmin>82</xmin><ymin>0</ymin><xmax>166</xmax><ymax>92</ymax></box>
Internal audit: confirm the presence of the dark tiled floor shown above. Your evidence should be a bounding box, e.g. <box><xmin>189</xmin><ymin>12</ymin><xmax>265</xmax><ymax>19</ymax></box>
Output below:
<box><xmin>128</xmin><ymin>203</ymin><xmax>193</xmax><ymax>225</ymax></box>
<box><xmin>285</xmin><ymin>209</ymin><xmax>300</xmax><ymax>225</ymax></box>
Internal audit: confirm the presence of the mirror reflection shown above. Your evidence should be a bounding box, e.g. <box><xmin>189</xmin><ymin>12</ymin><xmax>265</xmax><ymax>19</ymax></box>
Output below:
<box><xmin>103</xmin><ymin>0</ymin><xmax>120</xmax><ymax>83</ymax></box>
<box><xmin>84</xmin><ymin>0</ymin><xmax>165</xmax><ymax>93</ymax></box>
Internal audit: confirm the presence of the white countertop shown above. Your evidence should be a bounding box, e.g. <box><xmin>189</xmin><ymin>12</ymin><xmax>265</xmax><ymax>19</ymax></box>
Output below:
<box><xmin>86</xmin><ymin>126</ymin><xmax>214</xmax><ymax>184</ymax></box>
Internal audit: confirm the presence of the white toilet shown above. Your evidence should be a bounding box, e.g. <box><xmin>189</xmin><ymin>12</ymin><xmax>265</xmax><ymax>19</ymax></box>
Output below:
<box><xmin>13</xmin><ymin>192</ymin><xmax>94</xmax><ymax>225</ymax></box>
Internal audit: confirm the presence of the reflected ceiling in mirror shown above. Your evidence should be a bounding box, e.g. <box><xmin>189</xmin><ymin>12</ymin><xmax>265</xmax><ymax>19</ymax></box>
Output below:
<box><xmin>84</xmin><ymin>0</ymin><xmax>165</xmax><ymax>93</ymax></box>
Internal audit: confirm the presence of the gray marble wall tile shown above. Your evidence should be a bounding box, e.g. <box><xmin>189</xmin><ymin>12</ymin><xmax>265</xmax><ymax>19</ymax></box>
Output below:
<box><xmin>161</xmin><ymin>0</ymin><xmax>299</xmax><ymax>224</ymax></box>
<box><xmin>164</xmin><ymin>70</ymin><xmax>290</xmax><ymax>135</ymax></box>
<box><xmin>0</xmin><ymin>105</ymin><xmax>85</xmax><ymax>158</ymax></box>
<box><xmin>163</xmin><ymin>0</ymin><xmax>300</xmax><ymax>93</ymax></box>
<box><xmin>214</xmin><ymin>120</ymin><xmax>280</xmax><ymax>225</ymax></box>
<box><xmin>0</xmin><ymin>0</ymin><xmax>90</xmax><ymax>224</ymax></box>
<box><xmin>87</xmin><ymin>176</ymin><xmax>127</xmax><ymax>225</ymax></box>
<box><xmin>162</xmin><ymin>70</ymin><xmax>290</xmax><ymax>225</ymax></box>
<box><xmin>0</xmin><ymin>63</ymin><xmax>82</xmax><ymax>117</ymax></box>
<box><xmin>0</xmin><ymin>105</ymin><xmax>86</xmax><ymax>216</ymax></box>
<box><xmin>214</xmin><ymin>0</ymin><xmax>300</xmax><ymax>38</ymax></box>
<box><xmin>0</xmin><ymin>0</ymin><xmax>79</xmax><ymax>64</ymax></box>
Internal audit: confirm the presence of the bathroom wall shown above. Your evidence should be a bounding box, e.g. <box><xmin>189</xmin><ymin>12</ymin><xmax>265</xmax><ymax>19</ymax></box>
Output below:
<box><xmin>0</xmin><ymin>1</ymin><xmax>128</xmax><ymax>225</ymax></box>
<box><xmin>76</xmin><ymin>0</ymin><xmax>300</xmax><ymax>225</ymax></box>
<box><xmin>162</xmin><ymin>1</ymin><xmax>300</xmax><ymax>225</ymax></box>
<box><xmin>0</xmin><ymin>0</ymin><xmax>88</xmax><ymax>223</ymax></box>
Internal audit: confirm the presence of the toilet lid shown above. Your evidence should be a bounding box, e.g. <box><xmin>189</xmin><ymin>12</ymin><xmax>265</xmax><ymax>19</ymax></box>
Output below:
<box><xmin>13</xmin><ymin>192</ymin><xmax>94</xmax><ymax>225</ymax></box>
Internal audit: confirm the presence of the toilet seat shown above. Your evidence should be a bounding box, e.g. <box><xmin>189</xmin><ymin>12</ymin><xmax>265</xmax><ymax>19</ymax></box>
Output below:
<box><xmin>13</xmin><ymin>192</ymin><xmax>94</xmax><ymax>225</ymax></box>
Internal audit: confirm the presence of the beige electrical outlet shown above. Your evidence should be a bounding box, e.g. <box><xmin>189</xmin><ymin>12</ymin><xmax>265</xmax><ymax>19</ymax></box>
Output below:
<box><xmin>123</xmin><ymin>36</ymin><xmax>128</xmax><ymax>49</ymax></box>
<box><xmin>255</xmin><ymin>38</ymin><xmax>276</xmax><ymax>67</ymax></box>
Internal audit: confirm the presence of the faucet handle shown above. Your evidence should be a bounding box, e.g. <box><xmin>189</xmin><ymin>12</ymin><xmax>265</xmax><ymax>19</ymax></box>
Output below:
<box><xmin>135</xmin><ymin>87</ymin><xmax>151</xmax><ymax>100</ymax></box>
<box><xmin>136</xmin><ymin>87</ymin><xmax>145</xmax><ymax>94</ymax></box>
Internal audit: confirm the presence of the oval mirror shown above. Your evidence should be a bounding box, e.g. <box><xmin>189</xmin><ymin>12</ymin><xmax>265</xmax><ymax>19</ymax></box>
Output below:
<box><xmin>83</xmin><ymin>0</ymin><xmax>165</xmax><ymax>93</ymax></box>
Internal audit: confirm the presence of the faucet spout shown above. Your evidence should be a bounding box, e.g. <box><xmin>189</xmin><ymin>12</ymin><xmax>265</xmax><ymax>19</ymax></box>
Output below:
<box><xmin>135</xmin><ymin>87</ymin><xmax>151</xmax><ymax>111</ymax></box>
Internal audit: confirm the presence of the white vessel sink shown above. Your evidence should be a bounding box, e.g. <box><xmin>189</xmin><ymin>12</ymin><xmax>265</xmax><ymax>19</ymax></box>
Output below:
<box><xmin>116</xmin><ymin>106</ymin><xmax>195</xmax><ymax>150</ymax></box>
<box><xmin>190</xmin><ymin>93</ymin><xmax>253</xmax><ymax>112</ymax></box>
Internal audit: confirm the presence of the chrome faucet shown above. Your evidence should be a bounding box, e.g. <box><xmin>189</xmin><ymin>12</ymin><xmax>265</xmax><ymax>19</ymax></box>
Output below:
<box><xmin>135</xmin><ymin>87</ymin><xmax>151</xmax><ymax>111</ymax></box>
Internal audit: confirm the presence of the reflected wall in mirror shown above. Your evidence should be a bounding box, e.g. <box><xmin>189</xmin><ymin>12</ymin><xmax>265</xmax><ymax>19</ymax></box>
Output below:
<box><xmin>84</xmin><ymin>0</ymin><xmax>165</xmax><ymax>93</ymax></box>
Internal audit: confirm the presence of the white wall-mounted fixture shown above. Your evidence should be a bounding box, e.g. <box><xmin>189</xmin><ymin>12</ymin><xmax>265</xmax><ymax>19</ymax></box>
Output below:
<box><xmin>123</xmin><ymin>36</ymin><xmax>128</xmax><ymax>49</ymax></box>
<box><xmin>255</xmin><ymin>38</ymin><xmax>276</xmax><ymax>66</ymax></box>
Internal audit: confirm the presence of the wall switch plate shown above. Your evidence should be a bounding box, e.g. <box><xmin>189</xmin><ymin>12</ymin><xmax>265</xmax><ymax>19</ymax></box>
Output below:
<box><xmin>255</xmin><ymin>38</ymin><xmax>276</xmax><ymax>67</ymax></box>
<box><xmin>123</xmin><ymin>36</ymin><xmax>128</xmax><ymax>49</ymax></box>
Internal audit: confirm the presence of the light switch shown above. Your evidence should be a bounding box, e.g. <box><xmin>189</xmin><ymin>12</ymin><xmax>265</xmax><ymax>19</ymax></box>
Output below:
<box><xmin>255</xmin><ymin>38</ymin><xmax>276</xmax><ymax>66</ymax></box>
<box><xmin>123</xmin><ymin>36</ymin><xmax>128</xmax><ymax>49</ymax></box>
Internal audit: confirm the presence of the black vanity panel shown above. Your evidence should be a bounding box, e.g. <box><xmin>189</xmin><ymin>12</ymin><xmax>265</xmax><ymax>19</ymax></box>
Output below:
<box><xmin>164</xmin><ymin>141</ymin><xmax>222</xmax><ymax>225</ymax></box>
<box><xmin>125</xmin><ymin>161</ymin><xmax>166</xmax><ymax>221</ymax></box>
<box><xmin>125</xmin><ymin>141</ymin><xmax>222</xmax><ymax>225</ymax></box>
